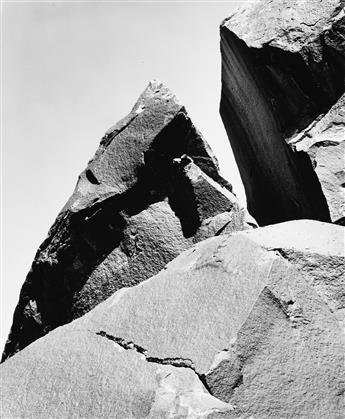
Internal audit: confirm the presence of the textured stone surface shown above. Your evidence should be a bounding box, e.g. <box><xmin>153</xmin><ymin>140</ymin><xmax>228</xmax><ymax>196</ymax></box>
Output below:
<box><xmin>237</xmin><ymin>220</ymin><xmax>345</xmax><ymax>328</ymax></box>
<box><xmin>1</xmin><ymin>220</ymin><xmax>344</xmax><ymax>418</ymax></box>
<box><xmin>289</xmin><ymin>94</ymin><xmax>345</xmax><ymax>223</ymax></box>
<box><xmin>1</xmin><ymin>331</ymin><xmax>233</xmax><ymax>419</ymax></box>
<box><xmin>2</xmin><ymin>80</ymin><xmax>250</xmax><ymax>362</ymax></box>
<box><xmin>220</xmin><ymin>0</ymin><xmax>345</xmax><ymax>225</ymax></box>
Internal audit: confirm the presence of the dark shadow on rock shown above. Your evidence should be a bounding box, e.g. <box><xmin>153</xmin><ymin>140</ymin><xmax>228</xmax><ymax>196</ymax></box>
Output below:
<box><xmin>2</xmin><ymin>111</ymin><xmax>227</xmax><ymax>362</ymax></box>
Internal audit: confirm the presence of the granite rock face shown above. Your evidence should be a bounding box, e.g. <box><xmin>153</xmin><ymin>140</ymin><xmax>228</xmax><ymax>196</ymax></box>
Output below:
<box><xmin>1</xmin><ymin>220</ymin><xmax>344</xmax><ymax>418</ymax></box>
<box><xmin>2</xmin><ymin>81</ymin><xmax>251</xmax><ymax>362</ymax></box>
<box><xmin>220</xmin><ymin>0</ymin><xmax>345</xmax><ymax>225</ymax></box>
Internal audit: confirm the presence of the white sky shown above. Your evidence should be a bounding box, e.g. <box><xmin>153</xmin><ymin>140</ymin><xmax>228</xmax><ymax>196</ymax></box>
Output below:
<box><xmin>1</xmin><ymin>0</ymin><xmax>250</xmax><ymax>352</ymax></box>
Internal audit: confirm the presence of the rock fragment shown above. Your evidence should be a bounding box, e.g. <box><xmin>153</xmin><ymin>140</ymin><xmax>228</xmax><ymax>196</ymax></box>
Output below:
<box><xmin>289</xmin><ymin>94</ymin><xmax>345</xmax><ymax>224</ymax></box>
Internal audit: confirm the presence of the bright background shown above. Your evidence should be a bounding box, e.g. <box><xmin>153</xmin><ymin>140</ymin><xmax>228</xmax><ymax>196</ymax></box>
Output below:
<box><xmin>1</xmin><ymin>0</ymin><xmax>250</xmax><ymax>352</ymax></box>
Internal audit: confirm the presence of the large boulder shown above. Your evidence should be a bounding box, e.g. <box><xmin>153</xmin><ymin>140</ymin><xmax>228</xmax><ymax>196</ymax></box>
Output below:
<box><xmin>2</xmin><ymin>80</ymin><xmax>251</xmax><ymax>362</ymax></box>
<box><xmin>1</xmin><ymin>220</ymin><xmax>344</xmax><ymax>418</ymax></box>
<box><xmin>220</xmin><ymin>0</ymin><xmax>345</xmax><ymax>225</ymax></box>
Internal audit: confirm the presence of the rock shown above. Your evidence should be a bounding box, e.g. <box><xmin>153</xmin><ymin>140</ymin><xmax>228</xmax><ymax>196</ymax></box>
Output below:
<box><xmin>1</xmin><ymin>331</ymin><xmax>233</xmax><ymax>419</ymax></box>
<box><xmin>289</xmin><ymin>94</ymin><xmax>345</xmax><ymax>224</ymax></box>
<box><xmin>220</xmin><ymin>0</ymin><xmax>345</xmax><ymax>225</ymax></box>
<box><xmin>237</xmin><ymin>220</ymin><xmax>345</xmax><ymax>327</ymax></box>
<box><xmin>1</xmin><ymin>220</ymin><xmax>344</xmax><ymax>418</ymax></box>
<box><xmin>2</xmin><ymin>80</ymin><xmax>250</xmax><ymax>362</ymax></box>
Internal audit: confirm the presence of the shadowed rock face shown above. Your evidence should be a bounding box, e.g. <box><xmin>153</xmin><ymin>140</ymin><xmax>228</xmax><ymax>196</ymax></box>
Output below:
<box><xmin>220</xmin><ymin>0</ymin><xmax>345</xmax><ymax>225</ymax></box>
<box><xmin>1</xmin><ymin>220</ymin><xmax>344</xmax><ymax>418</ymax></box>
<box><xmin>2</xmin><ymin>80</ymin><xmax>251</xmax><ymax>362</ymax></box>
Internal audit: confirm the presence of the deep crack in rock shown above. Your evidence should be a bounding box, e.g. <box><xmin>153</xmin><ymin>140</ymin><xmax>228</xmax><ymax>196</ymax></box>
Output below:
<box><xmin>95</xmin><ymin>330</ymin><xmax>214</xmax><ymax>395</ymax></box>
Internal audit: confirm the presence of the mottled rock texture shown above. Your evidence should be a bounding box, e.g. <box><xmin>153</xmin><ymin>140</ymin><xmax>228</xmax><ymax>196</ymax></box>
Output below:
<box><xmin>2</xmin><ymin>81</ymin><xmax>250</xmax><ymax>362</ymax></box>
<box><xmin>1</xmin><ymin>220</ymin><xmax>344</xmax><ymax>418</ymax></box>
<box><xmin>220</xmin><ymin>0</ymin><xmax>345</xmax><ymax>225</ymax></box>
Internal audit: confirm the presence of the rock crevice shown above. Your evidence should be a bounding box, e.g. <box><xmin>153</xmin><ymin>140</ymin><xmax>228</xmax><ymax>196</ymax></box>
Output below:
<box><xmin>96</xmin><ymin>330</ymin><xmax>215</xmax><ymax>399</ymax></box>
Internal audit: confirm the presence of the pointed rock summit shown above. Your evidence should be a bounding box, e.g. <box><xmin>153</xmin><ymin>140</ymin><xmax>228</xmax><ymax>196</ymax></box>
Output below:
<box><xmin>220</xmin><ymin>0</ymin><xmax>345</xmax><ymax>225</ymax></box>
<box><xmin>2</xmin><ymin>81</ymin><xmax>251</xmax><ymax>361</ymax></box>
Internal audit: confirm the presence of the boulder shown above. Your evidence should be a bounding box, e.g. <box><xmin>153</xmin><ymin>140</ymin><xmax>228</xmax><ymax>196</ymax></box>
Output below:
<box><xmin>1</xmin><ymin>220</ymin><xmax>344</xmax><ymax>418</ymax></box>
<box><xmin>220</xmin><ymin>0</ymin><xmax>345</xmax><ymax>225</ymax></box>
<box><xmin>2</xmin><ymin>80</ymin><xmax>250</xmax><ymax>362</ymax></box>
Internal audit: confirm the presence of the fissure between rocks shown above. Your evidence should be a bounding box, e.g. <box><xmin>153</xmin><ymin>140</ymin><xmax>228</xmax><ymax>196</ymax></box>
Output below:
<box><xmin>95</xmin><ymin>330</ymin><xmax>213</xmax><ymax>394</ymax></box>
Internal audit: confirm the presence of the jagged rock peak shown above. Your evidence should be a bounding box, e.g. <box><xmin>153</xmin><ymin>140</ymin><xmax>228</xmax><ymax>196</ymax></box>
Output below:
<box><xmin>220</xmin><ymin>0</ymin><xmax>345</xmax><ymax>226</ymax></box>
<box><xmin>2</xmin><ymin>81</ymin><xmax>251</xmax><ymax>362</ymax></box>
<box><xmin>102</xmin><ymin>79</ymin><xmax>181</xmax><ymax>141</ymax></box>
<box><xmin>66</xmin><ymin>79</ymin><xmax>227</xmax><ymax>213</ymax></box>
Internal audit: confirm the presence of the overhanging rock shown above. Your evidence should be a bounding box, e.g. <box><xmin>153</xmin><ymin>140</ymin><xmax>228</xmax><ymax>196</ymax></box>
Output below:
<box><xmin>220</xmin><ymin>0</ymin><xmax>345</xmax><ymax>225</ymax></box>
<box><xmin>2</xmin><ymin>80</ymin><xmax>251</xmax><ymax>362</ymax></box>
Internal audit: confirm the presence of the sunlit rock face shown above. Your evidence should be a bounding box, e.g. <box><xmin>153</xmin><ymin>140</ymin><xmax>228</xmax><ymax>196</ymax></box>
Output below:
<box><xmin>1</xmin><ymin>220</ymin><xmax>344</xmax><ymax>419</ymax></box>
<box><xmin>220</xmin><ymin>0</ymin><xmax>345</xmax><ymax>226</ymax></box>
<box><xmin>2</xmin><ymin>81</ymin><xmax>251</xmax><ymax>362</ymax></box>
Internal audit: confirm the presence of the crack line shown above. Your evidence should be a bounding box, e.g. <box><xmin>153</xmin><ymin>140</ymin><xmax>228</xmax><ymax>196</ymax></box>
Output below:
<box><xmin>95</xmin><ymin>330</ymin><xmax>213</xmax><ymax>394</ymax></box>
